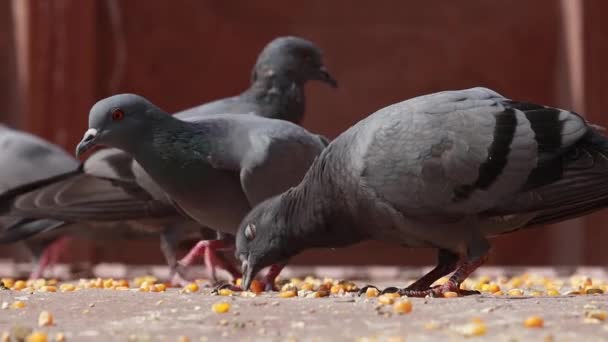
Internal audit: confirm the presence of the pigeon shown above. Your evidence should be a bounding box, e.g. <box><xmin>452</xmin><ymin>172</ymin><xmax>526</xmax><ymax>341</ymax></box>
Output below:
<box><xmin>75</xmin><ymin>94</ymin><xmax>327</xmax><ymax>289</ymax></box>
<box><xmin>2</xmin><ymin>35</ymin><xmax>336</xmax><ymax>282</ymax></box>
<box><xmin>0</xmin><ymin>146</ymin><xmax>216</xmax><ymax>281</ymax></box>
<box><xmin>0</xmin><ymin>124</ymin><xmax>79</xmax><ymax>278</ymax></box>
<box><xmin>234</xmin><ymin>87</ymin><xmax>608</xmax><ymax>296</ymax></box>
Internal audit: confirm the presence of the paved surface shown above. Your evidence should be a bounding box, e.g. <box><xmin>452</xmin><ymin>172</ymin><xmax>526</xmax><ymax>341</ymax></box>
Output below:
<box><xmin>1</xmin><ymin>265</ymin><xmax>608</xmax><ymax>341</ymax></box>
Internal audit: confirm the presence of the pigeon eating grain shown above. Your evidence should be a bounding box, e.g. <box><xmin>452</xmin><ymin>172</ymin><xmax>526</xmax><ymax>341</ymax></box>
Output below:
<box><xmin>2</xmin><ymin>35</ymin><xmax>336</xmax><ymax>283</ymax></box>
<box><xmin>235</xmin><ymin>87</ymin><xmax>608</xmax><ymax>296</ymax></box>
<box><xmin>76</xmin><ymin>94</ymin><xmax>327</xmax><ymax>289</ymax></box>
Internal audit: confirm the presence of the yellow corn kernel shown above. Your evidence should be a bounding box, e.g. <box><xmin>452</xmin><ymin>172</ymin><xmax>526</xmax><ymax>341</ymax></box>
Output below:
<box><xmin>102</xmin><ymin>279</ymin><xmax>114</xmax><ymax>289</ymax></box>
<box><xmin>113</xmin><ymin>279</ymin><xmax>129</xmax><ymax>288</ymax></box>
<box><xmin>300</xmin><ymin>283</ymin><xmax>315</xmax><ymax>292</ymax></box>
<box><xmin>234</xmin><ymin>278</ymin><xmax>242</xmax><ymax>287</ymax></box>
<box><xmin>38</xmin><ymin>286</ymin><xmax>57</xmax><ymax>293</ymax></box>
<box><xmin>1</xmin><ymin>278</ymin><xmax>14</xmax><ymax>288</ymax></box>
<box><xmin>178</xmin><ymin>336</ymin><xmax>190</xmax><ymax>342</ymax></box>
<box><xmin>12</xmin><ymin>280</ymin><xmax>26</xmax><ymax>290</ymax></box>
<box><xmin>378</xmin><ymin>295</ymin><xmax>395</xmax><ymax>305</ymax></box>
<box><xmin>154</xmin><ymin>284</ymin><xmax>167</xmax><ymax>292</ymax></box>
<box><xmin>281</xmin><ymin>283</ymin><xmax>297</xmax><ymax>292</ymax></box>
<box><xmin>329</xmin><ymin>284</ymin><xmax>343</xmax><ymax>294</ymax></box>
<box><xmin>54</xmin><ymin>332</ymin><xmax>65</xmax><ymax>342</ymax></box>
<box><xmin>524</xmin><ymin>316</ymin><xmax>544</xmax><ymax>328</ymax></box>
<box><xmin>365</xmin><ymin>287</ymin><xmax>380</xmax><ymax>298</ymax></box>
<box><xmin>493</xmin><ymin>290</ymin><xmax>504</xmax><ymax>296</ymax></box>
<box><xmin>477</xmin><ymin>275</ymin><xmax>491</xmax><ymax>284</ymax></box>
<box><xmin>530</xmin><ymin>290</ymin><xmax>544</xmax><ymax>297</ymax></box>
<box><xmin>184</xmin><ymin>283</ymin><xmax>199</xmax><ymax>293</ymax></box>
<box><xmin>211</xmin><ymin>302</ymin><xmax>230</xmax><ymax>313</ymax></box>
<box><xmin>38</xmin><ymin>311</ymin><xmax>53</xmax><ymax>327</ymax></box>
<box><xmin>59</xmin><ymin>284</ymin><xmax>76</xmax><ymax>292</ymax></box>
<box><xmin>487</xmin><ymin>284</ymin><xmax>500</xmax><ymax>293</ymax></box>
<box><xmin>433</xmin><ymin>277</ymin><xmax>449</xmax><ymax>286</ymax></box>
<box><xmin>115</xmin><ymin>286</ymin><xmax>130</xmax><ymax>291</ymax></box>
<box><xmin>383</xmin><ymin>292</ymin><xmax>401</xmax><ymax>299</ymax></box>
<box><xmin>546</xmin><ymin>289</ymin><xmax>560</xmax><ymax>296</ymax></box>
<box><xmin>586</xmin><ymin>310</ymin><xmax>607</xmax><ymax>321</ymax></box>
<box><xmin>25</xmin><ymin>332</ymin><xmax>47</xmax><ymax>342</ymax></box>
<box><xmin>278</xmin><ymin>290</ymin><xmax>297</xmax><ymax>298</ymax></box>
<box><xmin>218</xmin><ymin>289</ymin><xmax>233</xmax><ymax>296</ymax></box>
<box><xmin>393</xmin><ymin>299</ymin><xmax>413</xmax><ymax>314</ymax></box>
<box><xmin>443</xmin><ymin>291</ymin><xmax>459</xmax><ymax>298</ymax></box>
<box><xmin>508</xmin><ymin>289</ymin><xmax>524</xmax><ymax>296</ymax></box>
<box><xmin>289</xmin><ymin>277</ymin><xmax>302</xmax><ymax>285</ymax></box>
<box><xmin>468</xmin><ymin>322</ymin><xmax>487</xmax><ymax>336</ymax></box>
<box><xmin>11</xmin><ymin>301</ymin><xmax>26</xmax><ymax>309</ymax></box>
<box><xmin>510</xmin><ymin>277</ymin><xmax>524</xmax><ymax>288</ymax></box>
<box><xmin>33</xmin><ymin>279</ymin><xmax>46</xmax><ymax>289</ymax></box>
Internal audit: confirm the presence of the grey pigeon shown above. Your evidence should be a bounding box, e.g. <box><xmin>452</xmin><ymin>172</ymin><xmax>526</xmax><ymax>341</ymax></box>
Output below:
<box><xmin>76</xmin><ymin>94</ymin><xmax>327</xmax><ymax>289</ymax></box>
<box><xmin>0</xmin><ymin>124</ymin><xmax>79</xmax><ymax>278</ymax></box>
<box><xmin>2</xmin><ymin>35</ymin><xmax>336</xmax><ymax>282</ymax></box>
<box><xmin>234</xmin><ymin>87</ymin><xmax>608</xmax><ymax>296</ymax></box>
<box><xmin>0</xmin><ymin>146</ymin><xmax>214</xmax><ymax>281</ymax></box>
<box><xmin>175</xmin><ymin>35</ymin><xmax>337</xmax><ymax>123</ymax></box>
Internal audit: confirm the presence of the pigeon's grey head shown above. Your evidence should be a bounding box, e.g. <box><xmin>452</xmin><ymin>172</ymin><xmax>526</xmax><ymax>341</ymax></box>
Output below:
<box><xmin>76</xmin><ymin>94</ymin><xmax>165</xmax><ymax>157</ymax></box>
<box><xmin>253</xmin><ymin>36</ymin><xmax>337</xmax><ymax>88</ymax></box>
<box><xmin>236</xmin><ymin>195</ymin><xmax>293</xmax><ymax>290</ymax></box>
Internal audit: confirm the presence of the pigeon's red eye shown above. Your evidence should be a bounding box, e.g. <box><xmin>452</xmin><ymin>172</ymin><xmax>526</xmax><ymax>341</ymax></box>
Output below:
<box><xmin>111</xmin><ymin>108</ymin><xmax>124</xmax><ymax>121</ymax></box>
<box><xmin>244</xmin><ymin>224</ymin><xmax>256</xmax><ymax>241</ymax></box>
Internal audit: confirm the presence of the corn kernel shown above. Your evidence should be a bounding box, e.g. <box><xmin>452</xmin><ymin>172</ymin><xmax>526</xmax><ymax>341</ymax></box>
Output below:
<box><xmin>234</xmin><ymin>278</ymin><xmax>242</xmax><ymax>287</ymax></box>
<box><xmin>468</xmin><ymin>322</ymin><xmax>487</xmax><ymax>336</ymax></box>
<box><xmin>365</xmin><ymin>287</ymin><xmax>379</xmax><ymax>298</ymax></box>
<box><xmin>38</xmin><ymin>286</ymin><xmax>56</xmax><ymax>293</ymax></box>
<box><xmin>393</xmin><ymin>299</ymin><xmax>413</xmax><ymax>314</ymax></box>
<box><xmin>493</xmin><ymin>291</ymin><xmax>504</xmax><ymax>296</ymax></box>
<box><xmin>218</xmin><ymin>289</ymin><xmax>233</xmax><ymax>296</ymax></box>
<box><xmin>524</xmin><ymin>316</ymin><xmax>544</xmax><ymax>328</ymax></box>
<box><xmin>443</xmin><ymin>291</ymin><xmax>459</xmax><ymax>298</ymax></box>
<box><xmin>11</xmin><ymin>301</ymin><xmax>25</xmax><ymax>309</ymax></box>
<box><xmin>330</xmin><ymin>285</ymin><xmax>343</xmax><ymax>294</ymax></box>
<box><xmin>1</xmin><ymin>332</ymin><xmax>9</xmax><ymax>342</ymax></box>
<box><xmin>59</xmin><ymin>284</ymin><xmax>75</xmax><ymax>292</ymax></box>
<box><xmin>113</xmin><ymin>279</ymin><xmax>129</xmax><ymax>288</ymax></box>
<box><xmin>211</xmin><ymin>302</ymin><xmax>231</xmax><ymax>313</ymax></box>
<box><xmin>487</xmin><ymin>284</ymin><xmax>500</xmax><ymax>293</ymax></box>
<box><xmin>433</xmin><ymin>277</ymin><xmax>449</xmax><ymax>286</ymax></box>
<box><xmin>530</xmin><ymin>290</ymin><xmax>544</xmax><ymax>297</ymax></box>
<box><xmin>508</xmin><ymin>289</ymin><xmax>524</xmax><ymax>296</ymax></box>
<box><xmin>300</xmin><ymin>283</ymin><xmax>314</xmax><ymax>292</ymax></box>
<box><xmin>383</xmin><ymin>292</ymin><xmax>401</xmax><ymax>299</ymax></box>
<box><xmin>54</xmin><ymin>332</ymin><xmax>65</xmax><ymax>342</ymax></box>
<box><xmin>249</xmin><ymin>280</ymin><xmax>264</xmax><ymax>294</ymax></box>
<box><xmin>378</xmin><ymin>295</ymin><xmax>395</xmax><ymax>305</ymax></box>
<box><xmin>546</xmin><ymin>289</ymin><xmax>560</xmax><ymax>296</ymax></box>
<box><xmin>184</xmin><ymin>283</ymin><xmax>199</xmax><ymax>293</ymax></box>
<box><xmin>478</xmin><ymin>275</ymin><xmax>491</xmax><ymax>284</ymax></box>
<box><xmin>154</xmin><ymin>284</ymin><xmax>167</xmax><ymax>292</ymax></box>
<box><xmin>178</xmin><ymin>336</ymin><xmax>190</xmax><ymax>342</ymax></box>
<box><xmin>25</xmin><ymin>331</ymin><xmax>47</xmax><ymax>342</ymax></box>
<box><xmin>510</xmin><ymin>277</ymin><xmax>524</xmax><ymax>288</ymax></box>
<box><xmin>279</xmin><ymin>290</ymin><xmax>297</xmax><ymax>298</ymax></box>
<box><xmin>38</xmin><ymin>311</ymin><xmax>53</xmax><ymax>327</ymax></box>
<box><xmin>12</xmin><ymin>280</ymin><xmax>26</xmax><ymax>290</ymax></box>
<box><xmin>481</xmin><ymin>284</ymin><xmax>491</xmax><ymax>292</ymax></box>
<box><xmin>2</xmin><ymin>278</ymin><xmax>14</xmax><ymax>288</ymax></box>
<box><xmin>281</xmin><ymin>283</ymin><xmax>297</xmax><ymax>292</ymax></box>
<box><xmin>585</xmin><ymin>310</ymin><xmax>607</xmax><ymax>321</ymax></box>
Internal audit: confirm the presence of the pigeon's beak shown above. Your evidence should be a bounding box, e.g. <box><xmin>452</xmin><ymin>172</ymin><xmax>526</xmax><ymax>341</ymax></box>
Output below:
<box><xmin>241</xmin><ymin>256</ymin><xmax>255</xmax><ymax>291</ymax></box>
<box><xmin>75</xmin><ymin>128</ymin><xmax>99</xmax><ymax>158</ymax></box>
<box><xmin>316</xmin><ymin>65</ymin><xmax>338</xmax><ymax>88</ymax></box>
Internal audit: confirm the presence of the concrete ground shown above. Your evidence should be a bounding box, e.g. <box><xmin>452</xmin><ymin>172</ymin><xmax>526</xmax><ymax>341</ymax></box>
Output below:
<box><xmin>1</xmin><ymin>264</ymin><xmax>608</xmax><ymax>341</ymax></box>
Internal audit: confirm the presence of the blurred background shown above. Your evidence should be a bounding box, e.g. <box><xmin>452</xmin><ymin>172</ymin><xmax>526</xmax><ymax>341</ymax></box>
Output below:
<box><xmin>1</xmin><ymin>0</ymin><xmax>607</xmax><ymax>268</ymax></box>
